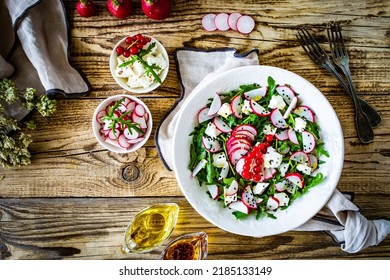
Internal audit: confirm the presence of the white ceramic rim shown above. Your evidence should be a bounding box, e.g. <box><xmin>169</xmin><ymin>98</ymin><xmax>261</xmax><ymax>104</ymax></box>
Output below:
<box><xmin>109</xmin><ymin>36</ymin><xmax>169</xmax><ymax>94</ymax></box>
<box><xmin>172</xmin><ymin>65</ymin><xmax>344</xmax><ymax>237</ymax></box>
<box><xmin>92</xmin><ymin>94</ymin><xmax>153</xmax><ymax>153</ymax></box>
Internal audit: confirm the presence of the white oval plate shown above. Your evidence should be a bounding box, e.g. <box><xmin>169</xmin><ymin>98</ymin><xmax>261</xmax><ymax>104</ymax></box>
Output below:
<box><xmin>172</xmin><ymin>65</ymin><xmax>344</xmax><ymax>237</ymax></box>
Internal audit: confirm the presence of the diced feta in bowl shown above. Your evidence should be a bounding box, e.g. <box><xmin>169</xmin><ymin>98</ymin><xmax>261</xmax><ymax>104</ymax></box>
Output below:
<box><xmin>110</xmin><ymin>35</ymin><xmax>169</xmax><ymax>94</ymax></box>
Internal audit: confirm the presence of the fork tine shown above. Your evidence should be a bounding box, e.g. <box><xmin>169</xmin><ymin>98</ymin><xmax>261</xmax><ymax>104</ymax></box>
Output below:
<box><xmin>296</xmin><ymin>30</ymin><xmax>318</xmax><ymax>61</ymax></box>
<box><xmin>328</xmin><ymin>21</ymin><xmax>347</xmax><ymax>59</ymax></box>
<box><xmin>335</xmin><ymin>22</ymin><xmax>348</xmax><ymax>58</ymax></box>
<box><xmin>327</xmin><ymin>22</ymin><xmax>337</xmax><ymax>58</ymax></box>
<box><xmin>298</xmin><ymin>27</ymin><xmax>325</xmax><ymax>60</ymax></box>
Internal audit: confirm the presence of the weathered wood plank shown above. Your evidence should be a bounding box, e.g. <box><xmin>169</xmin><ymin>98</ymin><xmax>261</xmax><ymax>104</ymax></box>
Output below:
<box><xmin>64</xmin><ymin>0</ymin><xmax>390</xmax><ymax>47</ymax></box>
<box><xmin>1</xmin><ymin>196</ymin><xmax>389</xmax><ymax>260</ymax></box>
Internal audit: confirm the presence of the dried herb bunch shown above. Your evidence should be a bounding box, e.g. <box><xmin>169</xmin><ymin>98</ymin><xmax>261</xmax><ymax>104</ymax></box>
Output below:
<box><xmin>0</xmin><ymin>78</ymin><xmax>56</xmax><ymax>168</ymax></box>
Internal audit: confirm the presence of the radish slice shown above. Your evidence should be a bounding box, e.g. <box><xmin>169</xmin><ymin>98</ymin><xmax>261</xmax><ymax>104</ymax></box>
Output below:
<box><xmin>127</xmin><ymin>137</ymin><xmax>145</xmax><ymax>144</ymax></box>
<box><xmin>198</xmin><ymin>107</ymin><xmax>214</xmax><ymax>123</ymax></box>
<box><xmin>214</xmin><ymin>117</ymin><xmax>232</xmax><ymax>133</ymax></box>
<box><xmin>96</xmin><ymin>110</ymin><xmax>106</xmax><ymax>123</ymax></box>
<box><xmin>236</xmin><ymin>15</ymin><xmax>255</xmax><ymax>34</ymax></box>
<box><xmin>132</xmin><ymin>114</ymin><xmax>147</xmax><ymax>129</ymax></box>
<box><xmin>118</xmin><ymin>135</ymin><xmax>131</xmax><ymax>148</ymax></box>
<box><xmin>207</xmin><ymin>184</ymin><xmax>220</xmax><ymax>200</ymax></box>
<box><xmin>126</xmin><ymin>101</ymin><xmax>136</xmax><ymax>112</ymax></box>
<box><xmin>229</xmin><ymin>201</ymin><xmax>249</xmax><ymax>214</ymax></box>
<box><xmin>228</xmin><ymin>12</ymin><xmax>242</xmax><ymax>31</ymax></box>
<box><xmin>215</xmin><ymin>13</ymin><xmax>230</xmax><ymax>31</ymax></box>
<box><xmin>192</xmin><ymin>159</ymin><xmax>208</xmax><ymax>177</ymax></box>
<box><xmin>202</xmin><ymin>13</ymin><xmax>217</xmax><ymax>31</ymax></box>
<box><xmin>122</xmin><ymin>97</ymin><xmax>131</xmax><ymax>106</ymax></box>
<box><xmin>124</xmin><ymin>127</ymin><xmax>139</xmax><ymax>140</ymax></box>
<box><xmin>108</xmin><ymin>129</ymin><xmax>120</xmax><ymax>140</ymax></box>
<box><xmin>134</xmin><ymin>104</ymin><xmax>145</xmax><ymax>117</ymax></box>
<box><xmin>208</xmin><ymin>93</ymin><xmax>222</xmax><ymax>116</ymax></box>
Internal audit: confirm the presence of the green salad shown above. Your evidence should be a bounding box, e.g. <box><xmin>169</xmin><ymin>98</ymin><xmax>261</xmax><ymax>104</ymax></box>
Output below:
<box><xmin>189</xmin><ymin>76</ymin><xmax>329</xmax><ymax>220</ymax></box>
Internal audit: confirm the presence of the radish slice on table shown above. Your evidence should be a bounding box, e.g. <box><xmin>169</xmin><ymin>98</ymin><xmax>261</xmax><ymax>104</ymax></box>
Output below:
<box><xmin>202</xmin><ymin>13</ymin><xmax>217</xmax><ymax>31</ymax></box>
<box><xmin>228</xmin><ymin>12</ymin><xmax>242</xmax><ymax>30</ymax></box>
<box><xmin>215</xmin><ymin>13</ymin><xmax>230</xmax><ymax>31</ymax></box>
<box><xmin>236</xmin><ymin>15</ymin><xmax>255</xmax><ymax>34</ymax></box>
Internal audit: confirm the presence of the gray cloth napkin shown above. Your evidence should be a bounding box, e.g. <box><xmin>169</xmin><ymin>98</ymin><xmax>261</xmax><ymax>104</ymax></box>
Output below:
<box><xmin>0</xmin><ymin>0</ymin><xmax>91</xmax><ymax>119</ymax></box>
<box><xmin>155</xmin><ymin>47</ymin><xmax>390</xmax><ymax>253</ymax></box>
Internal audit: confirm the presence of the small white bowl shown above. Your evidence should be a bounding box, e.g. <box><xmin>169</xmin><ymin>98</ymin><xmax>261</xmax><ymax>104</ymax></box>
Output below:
<box><xmin>109</xmin><ymin>35</ymin><xmax>169</xmax><ymax>94</ymax></box>
<box><xmin>92</xmin><ymin>94</ymin><xmax>153</xmax><ymax>153</ymax></box>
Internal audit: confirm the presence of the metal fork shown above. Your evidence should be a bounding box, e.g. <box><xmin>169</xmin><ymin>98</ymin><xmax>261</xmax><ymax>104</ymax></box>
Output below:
<box><xmin>297</xmin><ymin>27</ymin><xmax>381</xmax><ymax>128</ymax></box>
<box><xmin>297</xmin><ymin>28</ymin><xmax>380</xmax><ymax>142</ymax></box>
<box><xmin>326</xmin><ymin>21</ymin><xmax>374</xmax><ymax>143</ymax></box>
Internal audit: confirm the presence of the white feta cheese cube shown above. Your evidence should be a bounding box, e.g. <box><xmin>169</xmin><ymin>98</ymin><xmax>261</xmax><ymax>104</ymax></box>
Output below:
<box><xmin>205</xmin><ymin>122</ymin><xmax>222</xmax><ymax>138</ymax></box>
<box><xmin>269</xmin><ymin>95</ymin><xmax>286</xmax><ymax>110</ymax></box>
<box><xmin>297</xmin><ymin>163</ymin><xmax>312</xmax><ymax>175</ymax></box>
<box><xmin>212</xmin><ymin>152</ymin><xmax>227</xmax><ymax>168</ymax></box>
<box><xmin>263</xmin><ymin>124</ymin><xmax>277</xmax><ymax>136</ymax></box>
<box><xmin>263</xmin><ymin>147</ymin><xmax>283</xmax><ymax>168</ymax></box>
<box><xmin>294</xmin><ymin>117</ymin><xmax>307</xmax><ymax>132</ymax></box>
<box><xmin>253</xmin><ymin>182</ymin><xmax>269</xmax><ymax>195</ymax></box>
<box><xmin>133</xmin><ymin>60</ymin><xmax>146</xmax><ymax>77</ymax></box>
<box><xmin>241</xmin><ymin>99</ymin><xmax>253</xmax><ymax>115</ymax></box>
<box><xmin>217</xmin><ymin>103</ymin><xmax>232</xmax><ymax>118</ymax></box>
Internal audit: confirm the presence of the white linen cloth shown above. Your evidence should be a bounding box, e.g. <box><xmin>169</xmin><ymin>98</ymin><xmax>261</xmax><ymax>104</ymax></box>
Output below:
<box><xmin>0</xmin><ymin>0</ymin><xmax>91</xmax><ymax>119</ymax></box>
<box><xmin>155</xmin><ymin>47</ymin><xmax>390</xmax><ymax>253</ymax></box>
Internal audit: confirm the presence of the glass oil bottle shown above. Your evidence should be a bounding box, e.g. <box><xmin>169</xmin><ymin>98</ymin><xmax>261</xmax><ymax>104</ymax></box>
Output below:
<box><xmin>122</xmin><ymin>203</ymin><xmax>179</xmax><ymax>253</ymax></box>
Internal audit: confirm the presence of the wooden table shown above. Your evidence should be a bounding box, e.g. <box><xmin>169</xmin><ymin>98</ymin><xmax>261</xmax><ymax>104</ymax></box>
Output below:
<box><xmin>1</xmin><ymin>0</ymin><xmax>389</xmax><ymax>260</ymax></box>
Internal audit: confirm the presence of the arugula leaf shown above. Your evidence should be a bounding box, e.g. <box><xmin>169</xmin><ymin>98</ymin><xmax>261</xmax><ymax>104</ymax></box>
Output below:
<box><xmin>267</xmin><ymin>76</ymin><xmax>277</xmax><ymax>95</ymax></box>
<box><xmin>315</xmin><ymin>143</ymin><xmax>330</xmax><ymax>158</ymax></box>
<box><xmin>306</xmin><ymin>173</ymin><xmax>325</xmax><ymax>188</ymax></box>
<box><xmin>118</xmin><ymin>56</ymin><xmax>137</xmax><ymax>68</ymax></box>
<box><xmin>138</xmin><ymin>42</ymin><xmax>156</xmax><ymax>57</ymax></box>
<box><xmin>103</xmin><ymin>99</ymin><xmax>144</xmax><ymax>138</ymax></box>
<box><xmin>232</xmin><ymin>211</ymin><xmax>249</xmax><ymax>220</ymax></box>
<box><xmin>118</xmin><ymin>42</ymin><xmax>162</xmax><ymax>84</ymax></box>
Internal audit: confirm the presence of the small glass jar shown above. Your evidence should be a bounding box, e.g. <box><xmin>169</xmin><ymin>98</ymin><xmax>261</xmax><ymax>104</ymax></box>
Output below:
<box><xmin>160</xmin><ymin>231</ymin><xmax>208</xmax><ymax>260</ymax></box>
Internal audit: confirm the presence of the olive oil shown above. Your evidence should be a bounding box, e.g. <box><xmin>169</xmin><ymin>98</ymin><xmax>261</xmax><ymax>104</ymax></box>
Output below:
<box><xmin>161</xmin><ymin>232</ymin><xmax>208</xmax><ymax>260</ymax></box>
<box><xmin>122</xmin><ymin>203</ymin><xmax>179</xmax><ymax>253</ymax></box>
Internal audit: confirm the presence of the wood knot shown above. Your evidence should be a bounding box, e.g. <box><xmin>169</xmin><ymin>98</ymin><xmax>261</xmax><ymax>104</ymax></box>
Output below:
<box><xmin>121</xmin><ymin>164</ymin><xmax>140</xmax><ymax>182</ymax></box>
<box><xmin>0</xmin><ymin>242</ymin><xmax>11</xmax><ymax>259</ymax></box>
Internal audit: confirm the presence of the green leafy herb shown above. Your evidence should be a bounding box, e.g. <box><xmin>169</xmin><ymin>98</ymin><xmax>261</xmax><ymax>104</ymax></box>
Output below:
<box><xmin>267</xmin><ymin>76</ymin><xmax>277</xmax><ymax>95</ymax></box>
<box><xmin>232</xmin><ymin>211</ymin><xmax>249</xmax><ymax>220</ymax></box>
<box><xmin>0</xmin><ymin>78</ymin><xmax>56</xmax><ymax>168</ymax></box>
<box><xmin>102</xmin><ymin>98</ymin><xmax>144</xmax><ymax>137</ymax></box>
<box><xmin>118</xmin><ymin>42</ymin><xmax>162</xmax><ymax>84</ymax></box>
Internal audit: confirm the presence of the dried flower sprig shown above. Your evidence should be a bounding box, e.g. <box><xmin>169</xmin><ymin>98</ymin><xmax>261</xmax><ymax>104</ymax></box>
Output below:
<box><xmin>0</xmin><ymin>78</ymin><xmax>56</xmax><ymax>168</ymax></box>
